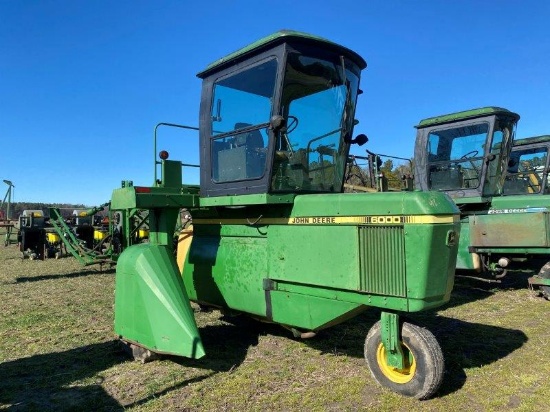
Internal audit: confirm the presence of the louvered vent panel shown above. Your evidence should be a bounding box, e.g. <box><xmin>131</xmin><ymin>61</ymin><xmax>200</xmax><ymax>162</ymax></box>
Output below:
<box><xmin>358</xmin><ymin>226</ymin><xmax>407</xmax><ymax>297</ymax></box>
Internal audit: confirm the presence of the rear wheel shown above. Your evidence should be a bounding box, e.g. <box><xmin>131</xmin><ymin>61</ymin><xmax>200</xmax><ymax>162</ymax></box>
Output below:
<box><xmin>364</xmin><ymin>321</ymin><xmax>444</xmax><ymax>400</ymax></box>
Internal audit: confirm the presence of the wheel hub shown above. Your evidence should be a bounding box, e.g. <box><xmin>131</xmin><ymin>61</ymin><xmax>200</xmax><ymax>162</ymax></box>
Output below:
<box><xmin>376</xmin><ymin>343</ymin><xmax>416</xmax><ymax>384</ymax></box>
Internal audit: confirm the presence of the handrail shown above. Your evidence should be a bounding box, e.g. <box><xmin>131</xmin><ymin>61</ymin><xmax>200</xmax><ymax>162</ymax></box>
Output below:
<box><xmin>154</xmin><ymin>123</ymin><xmax>200</xmax><ymax>182</ymax></box>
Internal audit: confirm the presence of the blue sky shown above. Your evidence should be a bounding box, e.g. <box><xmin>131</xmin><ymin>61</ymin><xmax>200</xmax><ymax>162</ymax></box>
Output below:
<box><xmin>2</xmin><ymin>0</ymin><xmax>550</xmax><ymax>205</ymax></box>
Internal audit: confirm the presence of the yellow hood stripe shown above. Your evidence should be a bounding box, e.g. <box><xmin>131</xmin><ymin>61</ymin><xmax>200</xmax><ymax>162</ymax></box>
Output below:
<box><xmin>192</xmin><ymin>214</ymin><xmax>458</xmax><ymax>226</ymax></box>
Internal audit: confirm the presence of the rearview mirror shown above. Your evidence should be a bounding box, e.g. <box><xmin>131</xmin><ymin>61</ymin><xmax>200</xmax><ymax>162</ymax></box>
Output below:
<box><xmin>349</xmin><ymin>134</ymin><xmax>368</xmax><ymax>146</ymax></box>
<box><xmin>270</xmin><ymin>115</ymin><xmax>286</xmax><ymax>132</ymax></box>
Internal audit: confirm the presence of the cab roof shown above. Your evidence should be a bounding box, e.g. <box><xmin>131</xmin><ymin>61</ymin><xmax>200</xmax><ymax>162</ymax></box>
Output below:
<box><xmin>513</xmin><ymin>135</ymin><xmax>550</xmax><ymax>147</ymax></box>
<box><xmin>415</xmin><ymin>106</ymin><xmax>520</xmax><ymax>129</ymax></box>
<box><xmin>197</xmin><ymin>29</ymin><xmax>367</xmax><ymax>79</ymax></box>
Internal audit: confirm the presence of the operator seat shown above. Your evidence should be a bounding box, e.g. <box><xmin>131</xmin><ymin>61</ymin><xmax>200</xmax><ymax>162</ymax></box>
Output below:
<box><xmin>234</xmin><ymin>123</ymin><xmax>265</xmax><ymax>179</ymax></box>
<box><xmin>234</xmin><ymin>122</ymin><xmax>264</xmax><ymax>150</ymax></box>
<box><xmin>429</xmin><ymin>165</ymin><xmax>463</xmax><ymax>190</ymax></box>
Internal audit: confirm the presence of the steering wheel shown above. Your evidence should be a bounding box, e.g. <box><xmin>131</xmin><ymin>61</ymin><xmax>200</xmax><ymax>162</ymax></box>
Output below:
<box><xmin>286</xmin><ymin>115</ymin><xmax>299</xmax><ymax>134</ymax></box>
<box><xmin>460</xmin><ymin>150</ymin><xmax>479</xmax><ymax>159</ymax></box>
<box><xmin>458</xmin><ymin>150</ymin><xmax>481</xmax><ymax>177</ymax></box>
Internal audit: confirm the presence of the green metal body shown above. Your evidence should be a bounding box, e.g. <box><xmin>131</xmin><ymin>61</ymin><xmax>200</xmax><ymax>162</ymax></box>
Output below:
<box><xmin>455</xmin><ymin>196</ymin><xmax>550</xmax><ymax>270</ymax></box>
<box><xmin>110</xmin><ymin>192</ymin><xmax>151</xmax><ymax>252</ymax></box>
<box><xmin>111</xmin><ymin>160</ymin><xmax>203</xmax><ymax>357</ymax></box>
<box><xmin>112</xmin><ymin>165</ymin><xmax>459</xmax><ymax>361</ymax></box>
<box><xmin>111</xmin><ymin>31</ymin><xmax>461</xmax><ymax>377</ymax></box>
<box><xmin>184</xmin><ymin>191</ymin><xmax>458</xmax><ymax>330</ymax></box>
<box><xmin>115</xmin><ymin>242</ymin><xmax>205</xmax><ymax>358</ymax></box>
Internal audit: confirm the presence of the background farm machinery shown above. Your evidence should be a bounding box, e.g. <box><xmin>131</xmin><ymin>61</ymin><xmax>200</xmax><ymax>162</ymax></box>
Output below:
<box><xmin>15</xmin><ymin>206</ymin><xmax>109</xmax><ymax>262</ymax></box>
<box><xmin>15</xmin><ymin>204</ymin><xmax>155</xmax><ymax>265</ymax></box>
<box><xmin>15</xmin><ymin>201</ymin><xmax>194</xmax><ymax>266</ymax></box>
<box><xmin>412</xmin><ymin>107</ymin><xmax>550</xmax><ymax>296</ymax></box>
<box><xmin>352</xmin><ymin>108</ymin><xmax>550</xmax><ymax>296</ymax></box>
<box><xmin>503</xmin><ymin>135</ymin><xmax>550</xmax><ymax>195</ymax></box>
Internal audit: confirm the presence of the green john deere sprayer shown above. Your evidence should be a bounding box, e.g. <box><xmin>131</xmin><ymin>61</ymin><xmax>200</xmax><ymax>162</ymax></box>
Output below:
<box><xmin>110</xmin><ymin>31</ymin><xmax>460</xmax><ymax>399</ymax></box>
<box><xmin>414</xmin><ymin>107</ymin><xmax>550</xmax><ymax>295</ymax></box>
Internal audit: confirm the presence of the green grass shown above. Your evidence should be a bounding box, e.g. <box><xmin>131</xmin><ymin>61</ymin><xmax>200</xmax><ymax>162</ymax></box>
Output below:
<box><xmin>1</xmin><ymin>244</ymin><xmax>550</xmax><ymax>411</ymax></box>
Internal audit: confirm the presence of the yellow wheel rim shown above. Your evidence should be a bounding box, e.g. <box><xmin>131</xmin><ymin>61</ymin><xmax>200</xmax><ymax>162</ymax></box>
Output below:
<box><xmin>376</xmin><ymin>342</ymin><xmax>416</xmax><ymax>384</ymax></box>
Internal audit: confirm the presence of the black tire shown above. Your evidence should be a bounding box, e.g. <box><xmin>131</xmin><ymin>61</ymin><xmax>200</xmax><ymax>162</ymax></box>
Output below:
<box><xmin>119</xmin><ymin>340</ymin><xmax>161</xmax><ymax>364</ymax></box>
<box><xmin>364</xmin><ymin>320</ymin><xmax>444</xmax><ymax>400</ymax></box>
<box><xmin>537</xmin><ymin>261</ymin><xmax>550</xmax><ymax>299</ymax></box>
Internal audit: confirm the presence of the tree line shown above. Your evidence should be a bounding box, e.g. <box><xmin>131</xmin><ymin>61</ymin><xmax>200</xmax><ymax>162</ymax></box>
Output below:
<box><xmin>346</xmin><ymin>157</ymin><xmax>414</xmax><ymax>191</ymax></box>
<box><xmin>1</xmin><ymin>202</ymin><xmax>90</xmax><ymax>220</ymax></box>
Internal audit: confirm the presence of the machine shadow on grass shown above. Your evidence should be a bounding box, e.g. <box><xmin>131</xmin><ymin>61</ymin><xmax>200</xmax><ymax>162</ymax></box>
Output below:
<box><xmin>440</xmin><ymin>267</ymin><xmax>540</xmax><ymax>311</ymax></box>
<box><xmin>123</xmin><ymin>314</ymin><xmax>285</xmax><ymax>408</ymax></box>
<box><xmin>170</xmin><ymin>314</ymin><xmax>278</xmax><ymax>369</ymax></box>
<box><xmin>176</xmin><ymin>293</ymin><xmax>529</xmax><ymax>400</ymax></box>
<box><xmin>137</xmin><ymin>308</ymin><xmax>528</xmax><ymax>401</ymax></box>
<box><xmin>14</xmin><ymin>268</ymin><xmax>115</xmax><ymax>283</ymax></box>
<box><xmin>0</xmin><ymin>309</ymin><xmax>527</xmax><ymax>408</ymax></box>
<box><xmin>163</xmin><ymin>304</ymin><xmax>528</xmax><ymax>400</ymax></box>
<box><xmin>415</xmin><ymin>313</ymin><xmax>527</xmax><ymax>397</ymax></box>
<box><xmin>0</xmin><ymin>340</ymin><xmax>125</xmax><ymax>411</ymax></box>
<box><xmin>455</xmin><ymin>269</ymin><xmax>534</xmax><ymax>290</ymax></box>
<box><xmin>292</xmin><ymin>306</ymin><xmax>527</xmax><ymax>398</ymax></box>
<box><xmin>0</xmin><ymin>317</ymin><xmax>274</xmax><ymax>411</ymax></box>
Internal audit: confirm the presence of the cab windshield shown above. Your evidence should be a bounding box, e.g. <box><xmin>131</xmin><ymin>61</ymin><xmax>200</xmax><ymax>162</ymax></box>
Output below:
<box><xmin>272</xmin><ymin>53</ymin><xmax>360</xmax><ymax>192</ymax></box>
<box><xmin>210</xmin><ymin>59</ymin><xmax>276</xmax><ymax>183</ymax></box>
<box><xmin>504</xmin><ymin>145</ymin><xmax>549</xmax><ymax>194</ymax></box>
<box><xmin>426</xmin><ymin>119</ymin><xmax>515</xmax><ymax>193</ymax></box>
<box><xmin>427</xmin><ymin>123</ymin><xmax>488</xmax><ymax>190</ymax></box>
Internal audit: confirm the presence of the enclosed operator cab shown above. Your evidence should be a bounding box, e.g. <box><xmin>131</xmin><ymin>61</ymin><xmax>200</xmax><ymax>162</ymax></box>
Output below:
<box><xmin>197</xmin><ymin>30</ymin><xmax>367</xmax><ymax>201</ymax></box>
<box><xmin>414</xmin><ymin>107</ymin><xmax>519</xmax><ymax>201</ymax></box>
<box><xmin>504</xmin><ymin>135</ymin><xmax>550</xmax><ymax>195</ymax></box>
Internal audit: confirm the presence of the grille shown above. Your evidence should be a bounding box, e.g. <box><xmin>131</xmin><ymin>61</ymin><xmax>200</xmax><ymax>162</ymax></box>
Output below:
<box><xmin>358</xmin><ymin>226</ymin><xmax>407</xmax><ymax>297</ymax></box>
